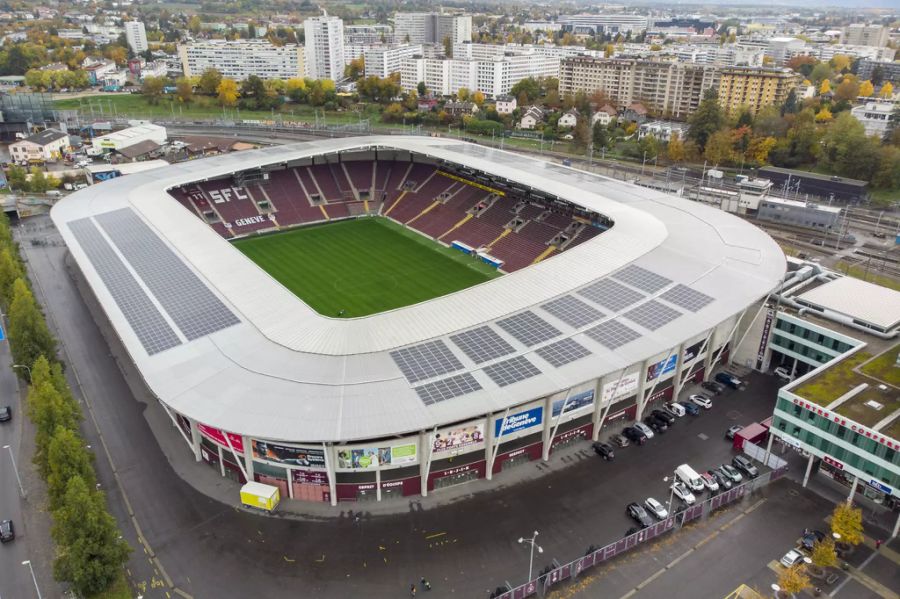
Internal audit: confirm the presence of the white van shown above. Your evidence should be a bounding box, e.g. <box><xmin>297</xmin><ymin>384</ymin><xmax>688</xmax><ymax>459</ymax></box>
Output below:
<box><xmin>675</xmin><ymin>463</ymin><xmax>705</xmax><ymax>493</ymax></box>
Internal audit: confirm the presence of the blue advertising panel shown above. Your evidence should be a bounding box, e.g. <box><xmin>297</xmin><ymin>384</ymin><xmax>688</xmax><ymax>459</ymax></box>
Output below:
<box><xmin>551</xmin><ymin>389</ymin><xmax>595</xmax><ymax>417</ymax></box>
<box><xmin>495</xmin><ymin>407</ymin><xmax>543</xmax><ymax>437</ymax></box>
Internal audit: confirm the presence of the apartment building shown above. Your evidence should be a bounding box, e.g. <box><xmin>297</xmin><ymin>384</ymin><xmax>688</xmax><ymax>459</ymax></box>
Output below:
<box><xmin>843</xmin><ymin>24</ymin><xmax>889</xmax><ymax>48</ymax></box>
<box><xmin>557</xmin><ymin>14</ymin><xmax>651</xmax><ymax>35</ymax></box>
<box><xmin>304</xmin><ymin>15</ymin><xmax>345</xmax><ymax>80</ymax></box>
<box><xmin>364</xmin><ymin>44</ymin><xmax>423</xmax><ymax>78</ymax></box>
<box><xmin>717</xmin><ymin>66</ymin><xmax>800</xmax><ymax>115</ymax></box>
<box><xmin>178</xmin><ymin>40</ymin><xmax>305</xmax><ymax>80</ymax></box>
<box><xmin>558</xmin><ymin>57</ymin><xmax>719</xmax><ymax>119</ymax></box>
<box><xmin>344</xmin><ymin>24</ymin><xmax>392</xmax><ymax>45</ymax></box>
<box><xmin>400</xmin><ymin>52</ymin><xmax>559</xmax><ymax>98</ymax></box>
<box><xmin>124</xmin><ymin>20</ymin><xmax>148</xmax><ymax>54</ymax></box>
<box><xmin>850</xmin><ymin>102</ymin><xmax>896</xmax><ymax>138</ymax></box>
<box><xmin>858</xmin><ymin>59</ymin><xmax>900</xmax><ymax>85</ymax></box>
<box><xmin>393</xmin><ymin>12</ymin><xmax>472</xmax><ymax>45</ymax></box>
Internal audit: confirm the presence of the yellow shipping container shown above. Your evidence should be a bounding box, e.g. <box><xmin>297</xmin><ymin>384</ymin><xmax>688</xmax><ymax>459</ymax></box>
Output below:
<box><xmin>240</xmin><ymin>482</ymin><xmax>280</xmax><ymax>512</ymax></box>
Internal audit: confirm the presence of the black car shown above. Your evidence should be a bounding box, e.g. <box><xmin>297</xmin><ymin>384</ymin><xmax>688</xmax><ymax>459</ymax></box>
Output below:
<box><xmin>623</xmin><ymin>426</ymin><xmax>647</xmax><ymax>444</ymax></box>
<box><xmin>0</xmin><ymin>405</ymin><xmax>10</xmax><ymax>422</ymax></box>
<box><xmin>645</xmin><ymin>416</ymin><xmax>667</xmax><ymax>433</ymax></box>
<box><xmin>0</xmin><ymin>520</ymin><xmax>13</xmax><ymax>543</ymax></box>
<box><xmin>627</xmin><ymin>502</ymin><xmax>654</xmax><ymax>528</ymax></box>
<box><xmin>651</xmin><ymin>409</ymin><xmax>675</xmax><ymax>425</ymax></box>
<box><xmin>800</xmin><ymin>529</ymin><xmax>826</xmax><ymax>551</ymax></box>
<box><xmin>732</xmin><ymin>455</ymin><xmax>759</xmax><ymax>478</ymax></box>
<box><xmin>592</xmin><ymin>442</ymin><xmax>615</xmax><ymax>461</ymax></box>
<box><xmin>702</xmin><ymin>381</ymin><xmax>725</xmax><ymax>395</ymax></box>
<box><xmin>711</xmin><ymin>469</ymin><xmax>732</xmax><ymax>490</ymax></box>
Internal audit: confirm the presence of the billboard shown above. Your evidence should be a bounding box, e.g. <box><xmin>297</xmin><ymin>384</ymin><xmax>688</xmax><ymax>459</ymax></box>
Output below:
<box><xmin>197</xmin><ymin>423</ymin><xmax>244</xmax><ymax>452</ymax></box>
<box><xmin>601</xmin><ymin>372</ymin><xmax>640</xmax><ymax>403</ymax></box>
<box><xmin>646</xmin><ymin>341</ymin><xmax>707</xmax><ymax>381</ymax></box>
<box><xmin>336</xmin><ymin>443</ymin><xmax>418</xmax><ymax>469</ymax></box>
<box><xmin>432</xmin><ymin>423</ymin><xmax>484</xmax><ymax>455</ymax></box>
<box><xmin>251</xmin><ymin>440</ymin><xmax>325</xmax><ymax>469</ymax></box>
<box><xmin>552</xmin><ymin>389</ymin><xmax>595</xmax><ymax>418</ymax></box>
<box><xmin>495</xmin><ymin>407</ymin><xmax>543</xmax><ymax>437</ymax></box>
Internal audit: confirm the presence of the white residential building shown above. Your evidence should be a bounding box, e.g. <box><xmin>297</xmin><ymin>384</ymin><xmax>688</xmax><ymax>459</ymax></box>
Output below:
<box><xmin>843</xmin><ymin>24</ymin><xmax>889</xmax><ymax>48</ymax></box>
<box><xmin>393</xmin><ymin>12</ymin><xmax>472</xmax><ymax>45</ymax></box>
<box><xmin>9</xmin><ymin>129</ymin><xmax>69</xmax><ymax>163</ymax></box>
<box><xmin>495</xmin><ymin>95</ymin><xmax>516</xmax><ymax>114</ymax></box>
<box><xmin>557</xmin><ymin>14</ymin><xmax>651</xmax><ymax>35</ymax></box>
<box><xmin>344</xmin><ymin>24</ymin><xmax>392</xmax><ymax>45</ymax></box>
<box><xmin>124</xmin><ymin>21</ymin><xmax>148</xmax><ymax>55</ymax></box>
<box><xmin>558</xmin><ymin>109</ymin><xmax>579</xmax><ymax>128</ymax></box>
<box><xmin>766</xmin><ymin>37</ymin><xmax>805</xmax><ymax>65</ymax></box>
<box><xmin>400</xmin><ymin>52</ymin><xmax>558</xmax><ymax>98</ymax></box>
<box><xmin>364</xmin><ymin>44</ymin><xmax>423</xmax><ymax>78</ymax></box>
<box><xmin>178</xmin><ymin>40</ymin><xmax>305</xmax><ymax>80</ymax></box>
<box><xmin>638</xmin><ymin>120</ymin><xmax>688</xmax><ymax>142</ymax></box>
<box><xmin>518</xmin><ymin>106</ymin><xmax>545</xmax><ymax>129</ymax></box>
<box><xmin>850</xmin><ymin>102</ymin><xmax>895</xmax><ymax>138</ymax></box>
<box><xmin>304</xmin><ymin>15</ymin><xmax>345</xmax><ymax>80</ymax></box>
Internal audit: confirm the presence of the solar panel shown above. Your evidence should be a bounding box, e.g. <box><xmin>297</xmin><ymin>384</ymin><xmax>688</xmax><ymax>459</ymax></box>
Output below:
<box><xmin>585</xmin><ymin>319</ymin><xmax>641</xmax><ymax>350</ymax></box>
<box><xmin>578</xmin><ymin>279</ymin><xmax>645</xmax><ymax>312</ymax></box>
<box><xmin>541</xmin><ymin>295</ymin><xmax>604</xmax><ymax>329</ymax></box>
<box><xmin>535</xmin><ymin>338</ymin><xmax>592</xmax><ymax>367</ymax></box>
<box><xmin>482</xmin><ymin>356</ymin><xmax>541</xmax><ymax>387</ymax></box>
<box><xmin>660</xmin><ymin>284</ymin><xmax>714</xmax><ymax>312</ymax></box>
<box><xmin>624</xmin><ymin>300</ymin><xmax>682</xmax><ymax>331</ymax></box>
<box><xmin>496</xmin><ymin>311</ymin><xmax>561</xmax><ymax>347</ymax></box>
<box><xmin>612</xmin><ymin>265</ymin><xmax>672</xmax><ymax>293</ymax></box>
<box><xmin>390</xmin><ymin>340</ymin><xmax>464</xmax><ymax>384</ymax></box>
<box><xmin>69</xmin><ymin>219</ymin><xmax>181</xmax><ymax>355</ymax></box>
<box><xmin>95</xmin><ymin>209</ymin><xmax>240</xmax><ymax>341</ymax></box>
<box><xmin>450</xmin><ymin>326</ymin><xmax>515</xmax><ymax>364</ymax></box>
<box><xmin>414</xmin><ymin>373</ymin><xmax>482</xmax><ymax>405</ymax></box>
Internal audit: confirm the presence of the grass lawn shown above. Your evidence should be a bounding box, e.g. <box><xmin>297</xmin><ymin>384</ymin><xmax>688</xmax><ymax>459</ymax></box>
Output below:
<box><xmin>860</xmin><ymin>344</ymin><xmax>900</xmax><ymax>387</ymax></box>
<box><xmin>834</xmin><ymin>260</ymin><xmax>900</xmax><ymax>292</ymax></box>
<box><xmin>233</xmin><ymin>217</ymin><xmax>500</xmax><ymax>317</ymax></box>
<box><xmin>793</xmin><ymin>351</ymin><xmax>871</xmax><ymax>407</ymax></box>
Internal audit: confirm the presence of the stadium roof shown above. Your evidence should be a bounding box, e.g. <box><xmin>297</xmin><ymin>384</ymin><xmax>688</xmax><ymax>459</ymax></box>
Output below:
<box><xmin>51</xmin><ymin>136</ymin><xmax>785</xmax><ymax>443</ymax></box>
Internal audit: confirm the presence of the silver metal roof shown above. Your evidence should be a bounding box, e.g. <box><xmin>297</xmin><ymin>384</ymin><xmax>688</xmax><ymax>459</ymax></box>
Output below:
<box><xmin>51</xmin><ymin>136</ymin><xmax>786</xmax><ymax>442</ymax></box>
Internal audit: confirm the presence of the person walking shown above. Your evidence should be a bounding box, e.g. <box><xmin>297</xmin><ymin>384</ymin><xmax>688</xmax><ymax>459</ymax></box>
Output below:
<box><xmin>875</xmin><ymin>539</ymin><xmax>882</xmax><ymax>550</ymax></box>
<box><xmin>410</xmin><ymin>583</ymin><xmax>417</xmax><ymax>597</ymax></box>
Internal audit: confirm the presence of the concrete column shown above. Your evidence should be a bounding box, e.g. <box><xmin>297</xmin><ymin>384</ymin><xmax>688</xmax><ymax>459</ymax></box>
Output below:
<box><xmin>703</xmin><ymin>332</ymin><xmax>716</xmax><ymax>382</ymax></box>
<box><xmin>188</xmin><ymin>418</ymin><xmax>202</xmax><ymax>462</ymax></box>
<box><xmin>375</xmin><ymin>468</ymin><xmax>382</xmax><ymax>502</ymax></box>
<box><xmin>892</xmin><ymin>510</ymin><xmax>900</xmax><ymax>539</ymax></box>
<box><xmin>325</xmin><ymin>443</ymin><xmax>338</xmax><ymax>507</ymax></box>
<box><xmin>242</xmin><ymin>435</ymin><xmax>255</xmax><ymax>482</ymax></box>
<box><xmin>541</xmin><ymin>395</ymin><xmax>554</xmax><ymax>461</ymax></box>
<box><xmin>217</xmin><ymin>445</ymin><xmax>225</xmax><ymax>477</ymax></box>
<box><xmin>286</xmin><ymin>466</ymin><xmax>294</xmax><ymax>499</ymax></box>
<box><xmin>848</xmin><ymin>476</ymin><xmax>859</xmax><ymax>502</ymax></box>
<box><xmin>419</xmin><ymin>431</ymin><xmax>430</xmax><ymax>498</ymax></box>
<box><xmin>484</xmin><ymin>412</ymin><xmax>495</xmax><ymax>480</ymax></box>
<box><xmin>634</xmin><ymin>361</ymin><xmax>649</xmax><ymax>421</ymax></box>
<box><xmin>802</xmin><ymin>453</ymin><xmax>815</xmax><ymax>487</ymax></box>
<box><xmin>763</xmin><ymin>433</ymin><xmax>775</xmax><ymax>469</ymax></box>
<box><xmin>591</xmin><ymin>378</ymin><xmax>603</xmax><ymax>442</ymax></box>
<box><xmin>671</xmin><ymin>342</ymin><xmax>686</xmax><ymax>397</ymax></box>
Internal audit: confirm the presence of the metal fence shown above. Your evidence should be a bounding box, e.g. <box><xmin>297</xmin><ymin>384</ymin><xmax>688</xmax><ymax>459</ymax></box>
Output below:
<box><xmin>496</xmin><ymin>453</ymin><xmax>789</xmax><ymax>599</ymax></box>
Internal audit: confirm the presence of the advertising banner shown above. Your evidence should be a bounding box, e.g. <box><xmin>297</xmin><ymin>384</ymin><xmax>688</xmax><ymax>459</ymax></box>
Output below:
<box><xmin>495</xmin><ymin>407</ymin><xmax>543</xmax><ymax>437</ymax></box>
<box><xmin>432</xmin><ymin>423</ymin><xmax>484</xmax><ymax>455</ymax></box>
<box><xmin>756</xmin><ymin>309</ymin><xmax>775</xmax><ymax>371</ymax></box>
<box><xmin>251</xmin><ymin>440</ymin><xmax>325</xmax><ymax>469</ymax></box>
<box><xmin>336</xmin><ymin>443</ymin><xmax>418</xmax><ymax>469</ymax></box>
<box><xmin>552</xmin><ymin>389</ymin><xmax>595</xmax><ymax>418</ymax></box>
<box><xmin>197</xmin><ymin>423</ymin><xmax>244</xmax><ymax>453</ymax></box>
<box><xmin>601</xmin><ymin>372</ymin><xmax>640</xmax><ymax>403</ymax></box>
<box><xmin>646</xmin><ymin>341</ymin><xmax>706</xmax><ymax>381</ymax></box>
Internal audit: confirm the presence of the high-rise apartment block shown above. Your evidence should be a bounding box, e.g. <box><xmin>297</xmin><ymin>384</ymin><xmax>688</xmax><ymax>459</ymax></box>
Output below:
<box><xmin>393</xmin><ymin>13</ymin><xmax>472</xmax><ymax>46</ymax></box>
<box><xmin>717</xmin><ymin>66</ymin><xmax>800</xmax><ymax>114</ymax></box>
<box><xmin>304</xmin><ymin>15</ymin><xmax>346</xmax><ymax>80</ymax></box>
<box><xmin>124</xmin><ymin>20</ymin><xmax>148</xmax><ymax>54</ymax></box>
<box><xmin>178</xmin><ymin>40</ymin><xmax>305</xmax><ymax>80</ymax></box>
<box><xmin>843</xmin><ymin>24</ymin><xmax>889</xmax><ymax>48</ymax></box>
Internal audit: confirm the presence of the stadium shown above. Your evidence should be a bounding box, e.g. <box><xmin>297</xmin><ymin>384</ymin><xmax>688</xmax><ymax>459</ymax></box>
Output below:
<box><xmin>51</xmin><ymin>136</ymin><xmax>785</xmax><ymax>504</ymax></box>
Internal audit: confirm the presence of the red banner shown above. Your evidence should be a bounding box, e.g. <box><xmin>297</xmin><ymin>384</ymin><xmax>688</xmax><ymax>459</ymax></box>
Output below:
<box><xmin>197</xmin><ymin>423</ymin><xmax>244</xmax><ymax>453</ymax></box>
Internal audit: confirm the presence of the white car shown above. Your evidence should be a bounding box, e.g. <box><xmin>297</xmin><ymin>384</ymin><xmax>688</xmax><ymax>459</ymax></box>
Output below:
<box><xmin>774</xmin><ymin>366</ymin><xmax>793</xmax><ymax>381</ymax></box>
<box><xmin>780</xmin><ymin>549</ymin><xmax>804</xmax><ymax>568</ymax></box>
<box><xmin>671</xmin><ymin>482</ymin><xmax>696</xmax><ymax>505</ymax></box>
<box><xmin>634</xmin><ymin>422</ymin><xmax>655</xmax><ymax>439</ymax></box>
<box><xmin>689</xmin><ymin>394</ymin><xmax>712</xmax><ymax>409</ymax></box>
<box><xmin>664</xmin><ymin>402</ymin><xmax>685</xmax><ymax>417</ymax></box>
<box><xmin>644</xmin><ymin>497</ymin><xmax>668</xmax><ymax>519</ymax></box>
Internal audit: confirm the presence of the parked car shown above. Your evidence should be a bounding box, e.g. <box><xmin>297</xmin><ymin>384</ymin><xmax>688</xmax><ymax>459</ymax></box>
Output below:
<box><xmin>645</xmin><ymin>416</ymin><xmax>667</xmax><ymax>433</ymax></box>
<box><xmin>800</xmin><ymin>529</ymin><xmax>826</xmax><ymax>551</ymax></box>
<box><xmin>634</xmin><ymin>422</ymin><xmax>655</xmax><ymax>439</ymax></box>
<box><xmin>774</xmin><ymin>366</ymin><xmax>793</xmax><ymax>381</ymax></box>
<box><xmin>592</xmin><ymin>442</ymin><xmax>615</xmax><ymax>461</ymax></box>
<box><xmin>719</xmin><ymin>463</ymin><xmax>743</xmax><ymax>483</ymax></box>
<box><xmin>711</xmin><ymin>469</ymin><xmax>732</xmax><ymax>490</ymax></box>
<box><xmin>689</xmin><ymin>394</ymin><xmax>712</xmax><ymax>410</ymax></box>
<box><xmin>732</xmin><ymin>455</ymin><xmax>759</xmax><ymax>478</ymax></box>
<box><xmin>664</xmin><ymin>402</ymin><xmax>685</xmax><ymax>417</ymax></box>
<box><xmin>725</xmin><ymin>425</ymin><xmax>743</xmax><ymax>440</ymax></box>
<box><xmin>715</xmin><ymin>371</ymin><xmax>742</xmax><ymax>389</ymax></box>
<box><xmin>623</xmin><ymin>426</ymin><xmax>647</xmax><ymax>445</ymax></box>
<box><xmin>644</xmin><ymin>497</ymin><xmax>668</xmax><ymax>520</ymax></box>
<box><xmin>627</xmin><ymin>502</ymin><xmax>654</xmax><ymax>528</ymax></box>
<box><xmin>780</xmin><ymin>549</ymin><xmax>804</xmax><ymax>567</ymax></box>
<box><xmin>0</xmin><ymin>520</ymin><xmax>13</xmax><ymax>543</ymax></box>
<box><xmin>610</xmin><ymin>434</ymin><xmax>630</xmax><ymax>448</ymax></box>
<box><xmin>670</xmin><ymin>482</ymin><xmax>696</xmax><ymax>505</ymax></box>
<box><xmin>0</xmin><ymin>405</ymin><xmax>10</xmax><ymax>422</ymax></box>
<box><xmin>652</xmin><ymin>409</ymin><xmax>675</xmax><ymax>425</ymax></box>
<box><xmin>679</xmin><ymin>401</ymin><xmax>700</xmax><ymax>416</ymax></box>
<box><xmin>701</xmin><ymin>380</ymin><xmax>725</xmax><ymax>395</ymax></box>
<box><xmin>700</xmin><ymin>471</ymin><xmax>719</xmax><ymax>492</ymax></box>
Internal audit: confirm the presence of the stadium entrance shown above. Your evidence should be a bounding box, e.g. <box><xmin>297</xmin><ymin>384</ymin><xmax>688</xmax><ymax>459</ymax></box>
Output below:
<box><xmin>433</xmin><ymin>469</ymin><xmax>479</xmax><ymax>490</ymax></box>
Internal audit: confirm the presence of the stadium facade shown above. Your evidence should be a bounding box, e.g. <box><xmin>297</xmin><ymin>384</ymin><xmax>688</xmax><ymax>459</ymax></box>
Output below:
<box><xmin>51</xmin><ymin>137</ymin><xmax>785</xmax><ymax>504</ymax></box>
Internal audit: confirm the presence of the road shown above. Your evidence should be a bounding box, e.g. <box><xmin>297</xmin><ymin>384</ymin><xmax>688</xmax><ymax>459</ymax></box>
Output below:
<box><xmin>13</xmin><ymin>216</ymin><xmax>792</xmax><ymax>599</ymax></box>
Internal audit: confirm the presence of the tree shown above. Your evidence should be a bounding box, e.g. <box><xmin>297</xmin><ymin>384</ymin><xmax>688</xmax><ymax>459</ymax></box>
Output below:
<box><xmin>879</xmin><ymin>82</ymin><xmax>894</xmax><ymax>99</ymax></box>
<box><xmin>745</xmin><ymin>136</ymin><xmax>776</xmax><ymax>164</ymax></box>
<box><xmin>872</xmin><ymin>146</ymin><xmax>900</xmax><ymax>189</ymax></box>
<box><xmin>141</xmin><ymin>76</ymin><xmax>166</xmax><ymax>105</ymax></box>
<box><xmin>417</xmin><ymin>81</ymin><xmax>427</xmax><ymax>97</ymax></box>
<box><xmin>810</xmin><ymin>63</ymin><xmax>833</xmax><ymax>84</ymax></box>
<box><xmin>704</xmin><ymin>129</ymin><xmax>735</xmax><ymax>165</ymax></box>
<box><xmin>819</xmin><ymin>79</ymin><xmax>832</xmax><ymax>95</ymax></box>
<box><xmin>666</xmin><ymin>132</ymin><xmax>685</xmax><ymax>162</ymax></box>
<box><xmin>830</xmin><ymin>502</ymin><xmax>864</xmax><ymax>546</ymax></box>
<box><xmin>810</xmin><ymin>539</ymin><xmax>838</xmax><ymax>570</ymax></box>
<box><xmin>777</xmin><ymin>563</ymin><xmax>811</xmax><ymax>596</ymax></box>
<box><xmin>443</xmin><ymin>36</ymin><xmax>453</xmax><ymax>58</ymax></box>
<box><xmin>344</xmin><ymin>56</ymin><xmax>364</xmax><ymax>81</ymax></box>
<box><xmin>592</xmin><ymin>122</ymin><xmax>609</xmax><ymax>149</ymax></box>
<box><xmin>0</xmin><ymin>248</ymin><xmax>23</xmax><ymax>309</ymax></box>
<box><xmin>6</xmin><ymin>165</ymin><xmax>28</xmax><ymax>192</ymax></box>
<box><xmin>859</xmin><ymin>80</ymin><xmax>875</xmax><ymax>97</ymax></box>
<box><xmin>175</xmin><ymin>77</ymin><xmax>193</xmax><ymax>103</ymax></box>
<box><xmin>834</xmin><ymin>78</ymin><xmax>860</xmax><ymax>103</ymax></box>
<box><xmin>815</xmin><ymin>107</ymin><xmax>833</xmax><ymax>122</ymax></box>
<box><xmin>573</xmin><ymin>118</ymin><xmax>591</xmax><ymax>150</ymax></box>
<box><xmin>217</xmin><ymin>78</ymin><xmax>239</xmax><ymax>107</ymax></box>
<box><xmin>821</xmin><ymin>112</ymin><xmax>868</xmax><ymax>174</ymax></box>
<box><xmin>28</xmin><ymin>167</ymin><xmax>49</xmax><ymax>193</ymax></box>
<box><xmin>457</xmin><ymin>87</ymin><xmax>470</xmax><ymax>101</ymax></box>
<box><xmin>188</xmin><ymin>15</ymin><xmax>201</xmax><ymax>34</ymax></box>
<box><xmin>472</xmin><ymin>91</ymin><xmax>485</xmax><ymax>107</ymax></box>
<box><xmin>7</xmin><ymin>278</ymin><xmax>56</xmax><ymax>373</ymax></box>
<box><xmin>197</xmin><ymin>68</ymin><xmax>222</xmax><ymax>95</ymax></box>
<box><xmin>46</xmin><ymin>426</ymin><xmax>95</xmax><ymax>509</ymax></box>
<box><xmin>285</xmin><ymin>78</ymin><xmax>306</xmax><ymax>102</ymax></box>
<box><xmin>52</xmin><ymin>476</ymin><xmax>130</xmax><ymax>597</ymax></box>
<box><xmin>687</xmin><ymin>88</ymin><xmax>725</xmax><ymax>152</ymax></box>
<box><xmin>510</xmin><ymin>77</ymin><xmax>540</xmax><ymax>103</ymax></box>
<box><xmin>830</xmin><ymin>54</ymin><xmax>851</xmax><ymax>73</ymax></box>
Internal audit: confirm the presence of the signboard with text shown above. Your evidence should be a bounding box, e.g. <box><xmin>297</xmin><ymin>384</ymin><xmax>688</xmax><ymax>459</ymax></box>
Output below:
<box><xmin>495</xmin><ymin>407</ymin><xmax>543</xmax><ymax>437</ymax></box>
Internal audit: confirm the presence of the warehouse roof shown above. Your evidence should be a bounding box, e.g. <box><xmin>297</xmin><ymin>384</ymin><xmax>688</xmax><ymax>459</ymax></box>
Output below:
<box><xmin>798</xmin><ymin>276</ymin><xmax>900</xmax><ymax>332</ymax></box>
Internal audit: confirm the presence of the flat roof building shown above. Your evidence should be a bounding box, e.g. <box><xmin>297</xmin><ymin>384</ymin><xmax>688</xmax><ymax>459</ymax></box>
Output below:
<box><xmin>178</xmin><ymin>40</ymin><xmax>305</xmax><ymax>80</ymax></box>
<box><xmin>304</xmin><ymin>15</ymin><xmax>345</xmax><ymax>81</ymax></box>
<box><xmin>756</xmin><ymin>196</ymin><xmax>842</xmax><ymax>231</ymax></box>
<box><xmin>717</xmin><ymin>66</ymin><xmax>800</xmax><ymax>115</ymax></box>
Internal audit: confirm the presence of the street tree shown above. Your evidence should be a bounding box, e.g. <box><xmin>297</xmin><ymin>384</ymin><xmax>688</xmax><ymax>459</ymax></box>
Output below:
<box><xmin>687</xmin><ymin>88</ymin><xmax>724</xmax><ymax>152</ymax></box>
<box><xmin>777</xmin><ymin>563</ymin><xmax>811</xmax><ymax>596</ymax></box>
<box><xmin>0</xmin><ymin>248</ymin><xmax>23</xmax><ymax>308</ymax></box>
<box><xmin>7</xmin><ymin>278</ymin><xmax>56</xmax><ymax>374</ymax></box>
<box><xmin>46</xmin><ymin>426</ymin><xmax>96</xmax><ymax>508</ymax></box>
<box><xmin>810</xmin><ymin>539</ymin><xmax>838</xmax><ymax>570</ymax></box>
<box><xmin>859</xmin><ymin>80</ymin><xmax>875</xmax><ymax>97</ymax></box>
<box><xmin>27</xmin><ymin>379</ymin><xmax>79</xmax><ymax>476</ymax></box>
<box><xmin>217</xmin><ymin>78</ymin><xmax>239</xmax><ymax>107</ymax></box>
<box><xmin>879</xmin><ymin>82</ymin><xmax>894</xmax><ymax>99</ymax></box>
<box><xmin>830</xmin><ymin>502</ymin><xmax>864</xmax><ymax>546</ymax></box>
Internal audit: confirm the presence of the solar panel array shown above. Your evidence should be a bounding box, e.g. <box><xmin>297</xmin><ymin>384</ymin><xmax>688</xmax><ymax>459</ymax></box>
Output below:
<box><xmin>661</xmin><ymin>284</ymin><xmax>714</xmax><ymax>312</ymax></box>
<box><xmin>450</xmin><ymin>326</ymin><xmax>515</xmax><ymax>364</ymax></box>
<box><xmin>482</xmin><ymin>356</ymin><xmax>542</xmax><ymax>387</ymax></box>
<box><xmin>585</xmin><ymin>319</ymin><xmax>641</xmax><ymax>350</ymax></box>
<box><xmin>496</xmin><ymin>311</ymin><xmax>561</xmax><ymax>347</ymax></box>
<box><xmin>578</xmin><ymin>279</ymin><xmax>645</xmax><ymax>312</ymax></box>
<box><xmin>541</xmin><ymin>295</ymin><xmax>603</xmax><ymax>328</ymax></box>
<box><xmin>414</xmin><ymin>373</ymin><xmax>482</xmax><ymax>405</ymax></box>
<box><xmin>624</xmin><ymin>300</ymin><xmax>682</xmax><ymax>331</ymax></box>
<box><xmin>536</xmin><ymin>338</ymin><xmax>592</xmax><ymax>367</ymax></box>
<box><xmin>390</xmin><ymin>340</ymin><xmax>464</xmax><ymax>383</ymax></box>
<box><xmin>612</xmin><ymin>264</ymin><xmax>672</xmax><ymax>293</ymax></box>
<box><xmin>69</xmin><ymin>219</ymin><xmax>182</xmax><ymax>355</ymax></box>
<box><xmin>95</xmin><ymin>209</ymin><xmax>240</xmax><ymax>341</ymax></box>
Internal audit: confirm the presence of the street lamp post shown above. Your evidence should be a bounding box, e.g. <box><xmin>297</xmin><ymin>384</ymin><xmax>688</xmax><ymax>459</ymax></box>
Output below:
<box><xmin>2</xmin><ymin>444</ymin><xmax>25</xmax><ymax>499</ymax></box>
<box><xmin>517</xmin><ymin>530</ymin><xmax>543</xmax><ymax>583</ymax></box>
<box><xmin>22</xmin><ymin>560</ymin><xmax>42</xmax><ymax>599</ymax></box>
<box><xmin>12</xmin><ymin>364</ymin><xmax>31</xmax><ymax>378</ymax></box>
<box><xmin>663</xmin><ymin>469</ymin><xmax>678</xmax><ymax>516</ymax></box>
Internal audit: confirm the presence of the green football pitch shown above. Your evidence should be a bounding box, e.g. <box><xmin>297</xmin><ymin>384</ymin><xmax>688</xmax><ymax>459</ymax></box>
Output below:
<box><xmin>233</xmin><ymin>217</ymin><xmax>501</xmax><ymax>317</ymax></box>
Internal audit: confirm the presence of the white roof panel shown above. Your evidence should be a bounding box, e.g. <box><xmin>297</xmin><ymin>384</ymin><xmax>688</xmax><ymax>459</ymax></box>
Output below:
<box><xmin>798</xmin><ymin>276</ymin><xmax>900</xmax><ymax>331</ymax></box>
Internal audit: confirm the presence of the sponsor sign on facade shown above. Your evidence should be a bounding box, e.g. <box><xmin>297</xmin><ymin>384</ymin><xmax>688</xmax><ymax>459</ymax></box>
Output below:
<box><xmin>432</xmin><ymin>423</ymin><xmax>484</xmax><ymax>455</ymax></box>
<box><xmin>868</xmin><ymin>480</ymin><xmax>893</xmax><ymax>496</ymax></box>
<box><xmin>552</xmin><ymin>389</ymin><xmax>595</xmax><ymax>418</ymax></box>
<box><xmin>197</xmin><ymin>423</ymin><xmax>244</xmax><ymax>452</ymax></box>
<box><xmin>336</xmin><ymin>443</ymin><xmax>417</xmax><ymax>469</ymax></box>
<box><xmin>756</xmin><ymin>309</ymin><xmax>775</xmax><ymax>371</ymax></box>
<box><xmin>646</xmin><ymin>341</ymin><xmax>705</xmax><ymax>381</ymax></box>
<box><xmin>495</xmin><ymin>407</ymin><xmax>543</xmax><ymax>437</ymax></box>
<box><xmin>601</xmin><ymin>372</ymin><xmax>639</xmax><ymax>403</ymax></box>
<box><xmin>251</xmin><ymin>440</ymin><xmax>326</xmax><ymax>469</ymax></box>
<box><xmin>790</xmin><ymin>397</ymin><xmax>898</xmax><ymax>449</ymax></box>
